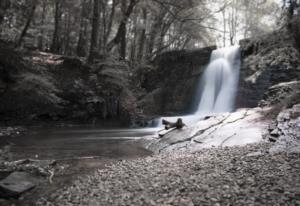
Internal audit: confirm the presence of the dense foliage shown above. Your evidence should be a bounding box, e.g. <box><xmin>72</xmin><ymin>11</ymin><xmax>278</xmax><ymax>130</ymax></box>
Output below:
<box><xmin>0</xmin><ymin>0</ymin><xmax>293</xmax><ymax>63</ymax></box>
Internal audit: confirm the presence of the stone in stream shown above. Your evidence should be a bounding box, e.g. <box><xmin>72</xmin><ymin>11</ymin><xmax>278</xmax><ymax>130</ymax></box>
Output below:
<box><xmin>0</xmin><ymin>172</ymin><xmax>36</xmax><ymax>198</ymax></box>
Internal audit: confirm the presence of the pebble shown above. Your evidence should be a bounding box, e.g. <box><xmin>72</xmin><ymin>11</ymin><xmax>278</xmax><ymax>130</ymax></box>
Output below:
<box><xmin>34</xmin><ymin>143</ymin><xmax>300</xmax><ymax>206</ymax></box>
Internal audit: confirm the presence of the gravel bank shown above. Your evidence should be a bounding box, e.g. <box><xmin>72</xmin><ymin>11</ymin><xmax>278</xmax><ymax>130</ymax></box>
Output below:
<box><xmin>37</xmin><ymin>143</ymin><xmax>300</xmax><ymax>206</ymax></box>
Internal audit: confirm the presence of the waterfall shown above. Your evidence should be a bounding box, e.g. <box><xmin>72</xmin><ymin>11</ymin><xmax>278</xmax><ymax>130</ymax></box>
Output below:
<box><xmin>155</xmin><ymin>46</ymin><xmax>241</xmax><ymax>127</ymax></box>
<box><xmin>196</xmin><ymin>46</ymin><xmax>241</xmax><ymax>115</ymax></box>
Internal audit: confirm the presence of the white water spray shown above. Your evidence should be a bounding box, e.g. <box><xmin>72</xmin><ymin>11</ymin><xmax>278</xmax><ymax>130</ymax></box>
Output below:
<box><xmin>155</xmin><ymin>46</ymin><xmax>241</xmax><ymax>127</ymax></box>
<box><xmin>196</xmin><ymin>46</ymin><xmax>241</xmax><ymax>115</ymax></box>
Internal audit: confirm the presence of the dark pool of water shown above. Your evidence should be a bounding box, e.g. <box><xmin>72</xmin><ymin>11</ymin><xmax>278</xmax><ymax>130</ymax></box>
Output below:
<box><xmin>2</xmin><ymin>125</ymin><xmax>155</xmax><ymax>160</ymax></box>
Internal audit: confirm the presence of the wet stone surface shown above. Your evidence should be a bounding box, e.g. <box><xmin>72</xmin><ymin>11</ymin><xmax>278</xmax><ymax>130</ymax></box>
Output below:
<box><xmin>0</xmin><ymin>172</ymin><xmax>37</xmax><ymax>198</ymax></box>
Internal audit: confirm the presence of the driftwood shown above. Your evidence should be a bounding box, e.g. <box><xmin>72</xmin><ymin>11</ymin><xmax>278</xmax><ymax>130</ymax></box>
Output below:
<box><xmin>162</xmin><ymin>118</ymin><xmax>186</xmax><ymax>130</ymax></box>
<box><xmin>158</xmin><ymin>118</ymin><xmax>186</xmax><ymax>137</ymax></box>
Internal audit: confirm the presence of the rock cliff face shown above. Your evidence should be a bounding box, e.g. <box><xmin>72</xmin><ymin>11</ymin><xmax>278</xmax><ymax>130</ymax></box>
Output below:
<box><xmin>139</xmin><ymin>25</ymin><xmax>300</xmax><ymax>118</ymax></box>
<box><xmin>237</xmin><ymin>23</ymin><xmax>300</xmax><ymax>108</ymax></box>
<box><xmin>138</xmin><ymin>46</ymin><xmax>216</xmax><ymax>117</ymax></box>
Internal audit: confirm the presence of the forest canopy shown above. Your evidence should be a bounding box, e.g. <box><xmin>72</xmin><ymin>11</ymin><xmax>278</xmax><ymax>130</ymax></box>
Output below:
<box><xmin>0</xmin><ymin>0</ymin><xmax>292</xmax><ymax>63</ymax></box>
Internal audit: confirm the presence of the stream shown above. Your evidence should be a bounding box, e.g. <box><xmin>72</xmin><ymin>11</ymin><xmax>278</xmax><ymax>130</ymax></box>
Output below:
<box><xmin>0</xmin><ymin>126</ymin><xmax>155</xmax><ymax>205</ymax></box>
<box><xmin>1</xmin><ymin>125</ymin><xmax>155</xmax><ymax>161</ymax></box>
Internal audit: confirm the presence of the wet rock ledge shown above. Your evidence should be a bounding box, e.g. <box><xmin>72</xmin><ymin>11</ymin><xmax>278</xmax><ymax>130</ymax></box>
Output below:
<box><xmin>140</xmin><ymin>107</ymin><xmax>271</xmax><ymax>154</ymax></box>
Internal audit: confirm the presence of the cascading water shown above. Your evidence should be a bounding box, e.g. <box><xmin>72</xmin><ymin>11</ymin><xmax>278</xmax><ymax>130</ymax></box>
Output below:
<box><xmin>196</xmin><ymin>46</ymin><xmax>241</xmax><ymax>115</ymax></box>
<box><xmin>155</xmin><ymin>46</ymin><xmax>241</xmax><ymax>127</ymax></box>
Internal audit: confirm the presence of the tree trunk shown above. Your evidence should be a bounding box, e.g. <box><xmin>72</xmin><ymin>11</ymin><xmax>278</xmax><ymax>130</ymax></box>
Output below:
<box><xmin>38</xmin><ymin>0</ymin><xmax>46</xmax><ymax>50</ymax></box>
<box><xmin>77</xmin><ymin>0</ymin><xmax>89</xmax><ymax>57</ymax></box>
<box><xmin>16</xmin><ymin>0</ymin><xmax>38</xmax><ymax>47</ymax></box>
<box><xmin>51</xmin><ymin>0</ymin><xmax>62</xmax><ymax>53</ymax></box>
<box><xmin>228</xmin><ymin>0</ymin><xmax>237</xmax><ymax>46</ymax></box>
<box><xmin>157</xmin><ymin>14</ymin><xmax>176</xmax><ymax>53</ymax></box>
<box><xmin>63</xmin><ymin>11</ymin><xmax>72</xmax><ymax>55</ymax></box>
<box><xmin>146</xmin><ymin>17</ymin><xmax>160</xmax><ymax>59</ymax></box>
<box><xmin>104</xmin><ymin>0</ymin><xmax>116</xmax><ymax>48</ymax></box>
<box><xmin>145</xmin><ymin>10</ymin><xmax>166</xmax><ymax>60</ymax></box>
<box><xmin>88</xmin><ymin>0</ymin><xmax>101</xmax><ymax>63</ymax></box>
<box><xmin>222</xmin><ymin>9</ymin><xmax>226</xmax><ymax>47</ymax></box>
<box><xmin>98</xmin><ymin>1</ymin><xmax>104</xmax><ymax>53</ymax></box>
<box><xmin>130</xmin><ymin>12</ymin><xmax>138</xmax><ymax>62</ymax></box>
<box><xmin>100</xmin><ymin>0</ymin><xmax>106</xmax><ymax>54</ymax></box>
<box><xmin>136</xmin><ymin>8</ymin><xmax>147</xmax><ymax>62</ymax></box>
<box><xmin>106</xmin><ymin>0</ymin><xmax>139</xmax><ymax>54</ymax></box>
<box><xmin>119</xmin><ymin>0</ymin><xmax>127</xmax><ymax>60</ymax></box>
<box><xmin>181</xmin><ymin>37</ymin><xmax>190</xmax><ymax>50</ymax></box>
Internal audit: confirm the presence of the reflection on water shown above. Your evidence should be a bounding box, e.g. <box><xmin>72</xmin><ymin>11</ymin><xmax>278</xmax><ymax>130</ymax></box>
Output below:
<box><xmin>3</xmin><ymin>125</ymin><xmax>156</xmax><ymax>160</ymax></box>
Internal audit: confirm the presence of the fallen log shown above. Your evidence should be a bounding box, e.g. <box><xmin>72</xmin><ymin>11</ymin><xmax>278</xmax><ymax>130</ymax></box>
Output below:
<box><xmin>158</xmin><ymin>118</ymin><xmax>186</xmax><ymax>137</ymax></box>
<box><xmin>162</xmin><ymin>118</ymin><xmax>186</xmax><ymax>130</ymax></box>
<box><xmin>159</xmin><ymin>127</ymin><xmax>177</xmax><ymax>137</ymax></box>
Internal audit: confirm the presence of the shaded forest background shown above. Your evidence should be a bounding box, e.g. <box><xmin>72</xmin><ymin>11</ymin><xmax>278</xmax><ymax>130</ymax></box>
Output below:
<box><xmin>0</xmin><ymin>0</ymin><xmax>299</xmax><ymax>126</ymax></box>
<box><xmin>0</xmin><ymin>0</ymin><xmax>287</xmax><ymax>64</ymax></box>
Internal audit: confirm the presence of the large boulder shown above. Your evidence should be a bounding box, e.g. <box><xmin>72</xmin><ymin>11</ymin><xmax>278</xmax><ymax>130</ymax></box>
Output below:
<box><xmin>0</xmin><ymin>172</ymin><xmax>36</xmax><ymax>198</ymax></box>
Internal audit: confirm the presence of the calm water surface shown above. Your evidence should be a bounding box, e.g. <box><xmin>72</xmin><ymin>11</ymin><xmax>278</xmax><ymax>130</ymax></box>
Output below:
<box><xmin>3</xmin><ymin>125</ymin><xmax>156</xmax><ymax>160</ymax></box>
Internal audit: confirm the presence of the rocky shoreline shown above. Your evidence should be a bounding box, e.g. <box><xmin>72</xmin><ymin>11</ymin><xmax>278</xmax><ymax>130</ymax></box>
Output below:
<box><xmin>35</xmin><ymin>143</ymin><xmax>300</xmax><ymax>206</ymax></box>
<box><xmin>0</xmin><ymin>125</ymin><xmax>153</xmax><ymax>205</ymax></box>
<box><xmin>31</xmin><ymin>104</ymin><xmax>299</xmax><ymax>206</ymax></box>
<box><xmin>0</xmin><ymin>103</ymin><xmax>299</xmax><ymax>205</ymax></box>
